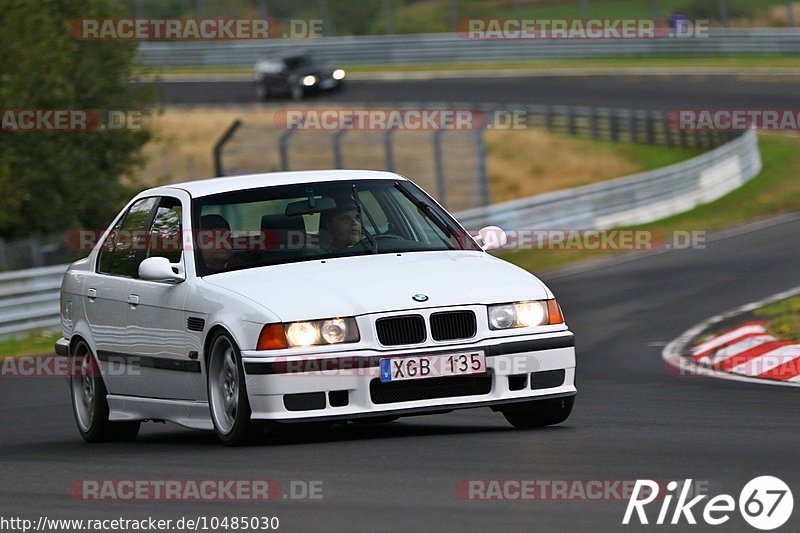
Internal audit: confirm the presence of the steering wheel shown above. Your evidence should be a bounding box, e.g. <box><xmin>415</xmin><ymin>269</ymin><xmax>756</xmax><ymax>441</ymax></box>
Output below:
<box><xmin>358</xmin><ymin>232</ymin><xmax>404</xmax><ymax>246</ymax></box>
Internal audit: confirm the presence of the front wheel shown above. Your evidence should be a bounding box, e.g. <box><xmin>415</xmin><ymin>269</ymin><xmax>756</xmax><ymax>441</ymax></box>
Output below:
<box><xmin>255</xmin><ymin>82</ymin><xmax>269</xmax><ymax>101</ymax></box>
<box><xmin>69</xmin><ymin>340</ymin><xmax>140</xmax><ymax>442</ymax></box>
<box><xmin>501</xmin><ymin>396</ymin><xmax>574</xmax><ymax>429</ymax></box>
<box><xmin>207</xmin><ymin>332</ymin><xmax>254</xmax><ymax>445</ymax></box>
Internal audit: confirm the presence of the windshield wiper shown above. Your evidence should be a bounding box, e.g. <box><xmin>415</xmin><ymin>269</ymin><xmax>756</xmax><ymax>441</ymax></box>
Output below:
<box><xmin>393</xmin><ymin>181</ymin><xmax>453</xmax><ymax>238</ymax></box>
<box><xmin>352</xmin><ymin>184</ymin><xmax>379</xmax><ymax>253</ymax></box>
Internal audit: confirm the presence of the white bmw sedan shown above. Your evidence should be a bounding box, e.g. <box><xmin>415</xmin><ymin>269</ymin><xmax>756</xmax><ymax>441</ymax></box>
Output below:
<box><xmin>56</xmin><ymin>170</ymin><xmax>576</xmax><ymax>445</ymax></box>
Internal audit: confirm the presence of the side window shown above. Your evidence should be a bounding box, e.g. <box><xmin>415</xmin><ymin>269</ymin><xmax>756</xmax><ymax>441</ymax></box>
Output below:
<box><xmin>147</xmin><ymin>197</ymin><xmax>183</xmax><ymax>264</ymax></box>
<box><xmin>96</xmin><ymin>197</ymin><xmax>157</xmax><ymax>277</ymax></box>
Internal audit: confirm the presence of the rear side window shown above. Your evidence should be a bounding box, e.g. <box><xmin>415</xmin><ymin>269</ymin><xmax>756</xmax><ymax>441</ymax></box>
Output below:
<box><xmin>97</xmin><ymin>197</ymin><xmax>157</xmax><ymax>277</ymax></box>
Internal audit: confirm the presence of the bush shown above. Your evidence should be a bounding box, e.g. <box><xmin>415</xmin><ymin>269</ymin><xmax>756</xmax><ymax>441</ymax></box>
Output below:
<box><xmin>0</xmin><ymin>0</ymin><xmax>153</xmax><ymax>240</ymax></box>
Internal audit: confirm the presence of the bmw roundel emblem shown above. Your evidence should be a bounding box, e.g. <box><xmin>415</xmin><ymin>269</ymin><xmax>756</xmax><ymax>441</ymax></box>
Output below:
<box><xmin>412</xmin><ymin>294</ymin><xmax>429</xmax><ymax>302</ymax></box>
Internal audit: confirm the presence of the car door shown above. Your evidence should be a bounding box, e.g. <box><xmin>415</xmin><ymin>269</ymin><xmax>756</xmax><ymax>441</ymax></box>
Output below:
<box><xmin>86</xmin><ymin>196</ymin><xmax>157</xmax><ymax>395</ymax></box>
<box><xmin>125</xmin><ymin>194</ymin><xmax>198</xmax><ymax>400</ymax></box>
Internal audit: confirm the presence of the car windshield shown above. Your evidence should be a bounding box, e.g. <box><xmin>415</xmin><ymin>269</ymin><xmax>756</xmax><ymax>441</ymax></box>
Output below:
<box><xmin>283</xmin><ymin>55</ymin><xmax>315</xmax><ymax>70</ymax></box>
<box><xmin>192</xmin><ymin>179</ymin><xmax>480</xmax><ymax>275</ymax></box>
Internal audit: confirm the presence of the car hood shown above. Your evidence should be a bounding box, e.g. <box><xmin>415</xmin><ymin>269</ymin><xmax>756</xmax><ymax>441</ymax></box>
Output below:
<box><xmin>203</xmin><ymin>251</ymin><xmax>552</xmax><ymax>322</ymax></box>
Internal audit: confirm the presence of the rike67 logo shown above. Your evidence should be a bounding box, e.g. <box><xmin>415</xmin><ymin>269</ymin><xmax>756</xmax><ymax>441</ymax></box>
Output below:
<box><xmin>623</xmin><ymin>477</ymin><xmax>793</xmax><ymax>530</ymax></box>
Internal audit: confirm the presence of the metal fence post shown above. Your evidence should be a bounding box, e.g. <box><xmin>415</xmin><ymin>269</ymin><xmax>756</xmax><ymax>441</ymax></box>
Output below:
<box><xmin>212</xmin><ymin>119</ymin><xmax>242</xmax><ymax>177</ymax></box>
<box><xmin>433</xmin><ymin>129</ymin><xmax>446</xmax><ymax>207</ymax></box>
<box><xmin>609</xmin><ymin>110</ymin><xmax>618</xmax><ymax>142</ymax></box>
<box><xmin>30</xmin><ymin>238</ymin><xmax>43</xmax><ymax>267</ymax></box>
<box><xmin>719</xmin><ymin>0</ymin><xmax>729</xmax><ymax>28</ymax></box>
<box><xmin>646</xmin><ymin>112</ymin><xmax>656</xmax><ymax>145</ymax></box>
<box><xmin>279</xmin><ymin>130</ymin><xmax>295</xmax><ymax>171</ymax></box>
<box><xmin>566</xmin><ymin>107</ymin><xmax>576</xmax><ymax>136</ymax></box>
<box><xmin>473</xmin><ymin>122</ymin><xmax>490</xmax><ymax>208</ymax></box>
<box><xmin>788</xmin><ymin>0</ymin><xmax>796</xmax><ymax>27</ymax></box>
<box><xmin>627</xmin><ymin>111</ymin><xmax>637</xmax><ymax>143</ymax></box>
<box><xmin>384</xmin><ymin>126</ymin><xmax>396</xmax><ymax>171</ymax></box>
<box><xmin>661</xmin><ymin>114</ymin><xmax>672</xmax><ymax>146</ymax></box>
<box><xmin>333</xmin><ymin>129</ymin><xmax>347</xmax><ymax>169</ymax></box>
<box><xmin>590</xmin><ymin>108</ymin><xmax>599</xmax><ymax>140</ymax></box>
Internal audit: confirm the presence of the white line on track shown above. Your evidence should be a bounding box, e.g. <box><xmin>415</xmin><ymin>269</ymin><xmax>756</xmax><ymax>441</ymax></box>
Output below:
<box><xmin>662</xmin><ymin>285</ymin><xmax>800</xmax><ymax>387</ymax></box>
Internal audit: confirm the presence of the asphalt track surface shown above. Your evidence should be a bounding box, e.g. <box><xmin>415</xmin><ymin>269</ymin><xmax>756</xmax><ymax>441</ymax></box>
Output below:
<box><xmin>156</xmin><ymin>74</ymin><xmax>800</xmax><ymax>110</ymax></box>
<box><xmin>2</xmin><ymin>215</ymin><xmax>799</xmax><ymax>532</ymax></box>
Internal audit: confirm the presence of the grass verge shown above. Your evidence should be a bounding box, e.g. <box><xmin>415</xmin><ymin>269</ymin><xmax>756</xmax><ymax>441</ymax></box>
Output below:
<box><xmin>754</xmin><ymin>295</ymin><xmax>800</xmax><ymax>341</ymax></box>
<box><xmin>0</xmin><ymin>330</ymin><xmax>61</xmax><ymax>359</ymax></box>
<box><xmin>499</xmin><ymin>133</ymin><xmax>800</xmax><ymax>273</ymax></box>
<box><xmin>149</xmin><ymin>56</ymin><xmax>800</xmax><ymax>77</ymax></box>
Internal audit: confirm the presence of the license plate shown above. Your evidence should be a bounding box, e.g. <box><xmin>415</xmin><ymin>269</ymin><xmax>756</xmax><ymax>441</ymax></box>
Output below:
<box><xmin>379</xmin><ymin>352</ymin><xmax>486</xmax><ymax>383</ymax></box>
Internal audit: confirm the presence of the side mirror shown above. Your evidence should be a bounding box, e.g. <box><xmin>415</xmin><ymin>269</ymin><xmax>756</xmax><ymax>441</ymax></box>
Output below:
<box><xmin>476</xmin><ymin>226</ymin><xmax>508</xmax><ymax>252</ymax></box>
<box><xmin>139</xmin><ymin>257</ymin><xmax>185</xmax><ymax>284</ymax></box>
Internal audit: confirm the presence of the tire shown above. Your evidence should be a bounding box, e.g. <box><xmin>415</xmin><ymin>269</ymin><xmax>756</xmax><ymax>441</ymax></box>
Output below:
<box><xmin>501</xmin><ymin>396</ymin><xmax>574</xmax><ymax>429</ymax></box>
<box><xmin>69</xmin><ymin>340</ymin><xmax>140</xmax><ymax>443</ymax></box>
<box><xmin>255</xmin><ymin>82</ymin><xmax>269</xmax><ymax>101</ymax></box>
<box><xmin>290</xmin><ymin>84</ymin><xmax>304</xmax><ymax>101</ymax></box>
<box><xmin>207</xmin><ymin>332</ymin><xmax>254</xmax><ymax>445</ymax></box>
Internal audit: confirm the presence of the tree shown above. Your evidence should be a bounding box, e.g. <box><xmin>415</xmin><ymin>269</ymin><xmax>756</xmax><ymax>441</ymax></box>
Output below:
<box><xmin>0</xmin><ymin>0</ymin><xmax>153</xmax><ymax>240</ymax></box>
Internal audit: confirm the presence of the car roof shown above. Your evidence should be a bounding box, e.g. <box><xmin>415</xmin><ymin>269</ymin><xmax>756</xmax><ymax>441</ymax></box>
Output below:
<box><xmin>146</xmin><ymin>169</ymin><xmax>407</xmax><ymax>198</ymax></box>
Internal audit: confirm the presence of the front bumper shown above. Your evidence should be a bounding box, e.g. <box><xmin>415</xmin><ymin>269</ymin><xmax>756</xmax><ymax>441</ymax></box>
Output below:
<box><xmin>241</xmin><ymin>332</ymin><xmax>576</xmax><ymax>422</ymax></box>
<box><xmin>55</xmin><ymin>337</ymin><xmax>70</xmax><ymax>356</ymax></box>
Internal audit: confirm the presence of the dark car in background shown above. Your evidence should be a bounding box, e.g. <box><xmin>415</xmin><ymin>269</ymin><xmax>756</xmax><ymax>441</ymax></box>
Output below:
<box><xmin>254</xmin><ymin>54</ymin><xmax>345</xmax><ymax>100</ymax></box>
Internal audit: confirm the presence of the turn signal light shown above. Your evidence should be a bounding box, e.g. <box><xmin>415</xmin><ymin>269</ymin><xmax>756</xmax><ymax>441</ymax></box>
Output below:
<box><xmin>257</xmin><ymin>323</ymin><xmax>289</xmax><ymax>350</ymax></box>
<box><xmin>547</xmin><ymin>300</ymin><xmax>564</xmax><ymax>324</ymax></box>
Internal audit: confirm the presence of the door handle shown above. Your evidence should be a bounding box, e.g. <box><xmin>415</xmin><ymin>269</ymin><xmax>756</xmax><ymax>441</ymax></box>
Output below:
<box><xmin>128</xmin><ymin>294</ymin><xmax>139</xmax><ymax>306</ymax></box>
<box><xmin>87</xmin><ymin>288</ymin><xmax>97</xmax><ymax>300</ymax></box>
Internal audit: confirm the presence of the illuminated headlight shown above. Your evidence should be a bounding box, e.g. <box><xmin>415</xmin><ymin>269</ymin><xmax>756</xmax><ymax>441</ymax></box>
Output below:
<box><xmin>332</xmin><ymin>69</ymin><xmax>345</xmax><ymax>80</ymax></box>
<box><xmin>302</xmin><ymin>75</ymin><xmax>317</xmax><ymax>86</ymax></box>
<box><xmin>284</xmin><ymin>317</ymin><xmax>359</xmax><ymax>347</ymax></box>
<box><xmin>488</xmin><ymin>300</ymin><xmax>563</xmax><ymax>330</ymax></box>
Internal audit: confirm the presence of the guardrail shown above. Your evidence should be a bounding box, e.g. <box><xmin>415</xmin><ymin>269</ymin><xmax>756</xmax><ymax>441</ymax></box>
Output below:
<box><xmin>454</xmin><ymin>130</ymin><xmax>761</xmax><ymax>230</ymax></box>
<box><xmin>0</xmin><ymin>265</ymin><xmax>67</xmax><ymax>337</ymax></box>
<box><xmin>0</xmin><ymin>130</ymin><xmax>761</xmax><ymax>338</ymax></box>
<box><xmin>139</xmin><ymin>29</ymin><xmax>800</xmax><ymax>67</ymax></box>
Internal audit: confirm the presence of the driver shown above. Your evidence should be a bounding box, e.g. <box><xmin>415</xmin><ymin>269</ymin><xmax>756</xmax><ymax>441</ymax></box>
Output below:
<box><xmin>319</xmin><ymin>201</ymin><xmax>362</xmax><ymax>250</ymax></box>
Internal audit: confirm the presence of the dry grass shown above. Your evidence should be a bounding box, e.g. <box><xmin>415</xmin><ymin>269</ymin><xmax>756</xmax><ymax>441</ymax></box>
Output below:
<box><xmin>136</xmin><ymin>106</ymin><xmax>690</xmax><ymax>205</ymax></box>
<box><xmin>138</xmin><ymin>106</ymin><xmax>280</xmax><ymax>186</ymax></box>
<box><xmin>485</xmin><ymin>129</ymin><xmax>642</xmax><ymax>202</ymax></box>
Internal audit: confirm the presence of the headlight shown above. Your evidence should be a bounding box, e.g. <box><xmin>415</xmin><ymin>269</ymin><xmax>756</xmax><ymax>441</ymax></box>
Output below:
<box><xmin>488</xmin><ymin>300</ymin><xmax>564</xmax><ymax>330</ymax></box>
<box><xmin>332</xmin><ymin>69</ymin><xmax>345</xmax><ymax>80</ymax></box>
<box><xmin>302</xmin><ymin>75</ymin><xmax>317</xmax><ymax>86</ymax></box>
<box><xmin>257</xmin><ymin>317</ymin><xmax>360</xmax><ymax>349</ymax></box>
<box><xmin>286</xmin><ymin>322</ymin><xmax>319</xmax><ymax>346</ymax></box>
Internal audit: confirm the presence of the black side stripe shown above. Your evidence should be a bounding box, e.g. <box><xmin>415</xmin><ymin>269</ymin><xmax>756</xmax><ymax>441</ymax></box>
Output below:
<box><xmin>97</xmin><ymin>351</ymin><xmax>201</xmax><ymax>373</ymax></box>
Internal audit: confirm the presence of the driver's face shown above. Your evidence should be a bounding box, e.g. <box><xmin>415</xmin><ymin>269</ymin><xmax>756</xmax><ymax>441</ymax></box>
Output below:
<box><xmin>328</xmin><ymin>211</ymin><xmax>361</xmax><ymax>248</ymax></box>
